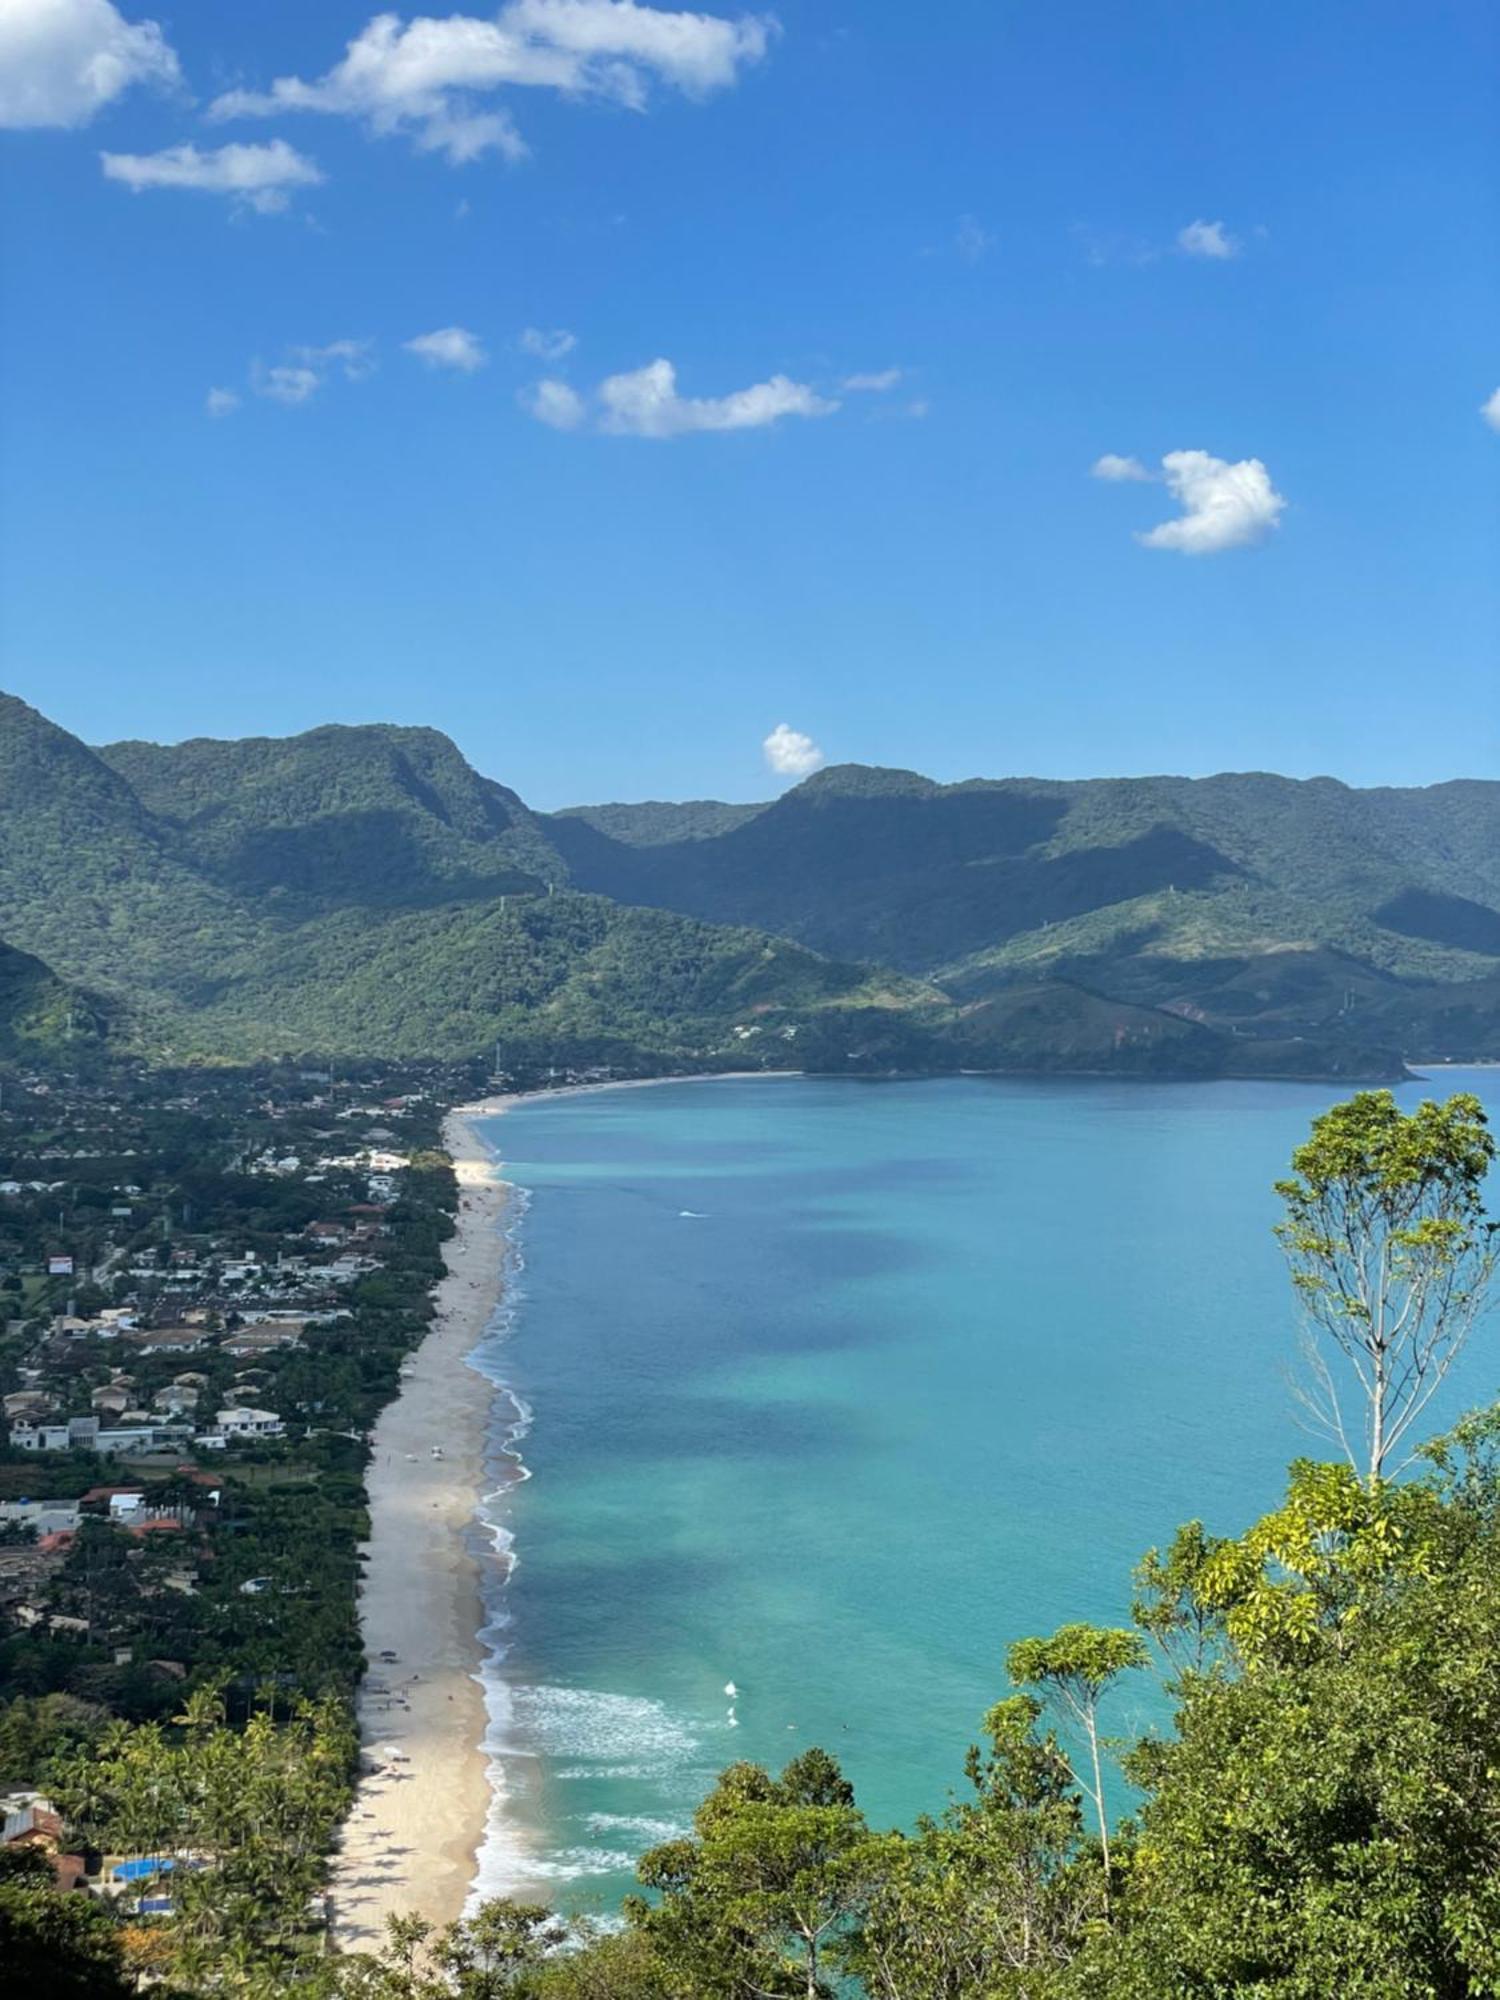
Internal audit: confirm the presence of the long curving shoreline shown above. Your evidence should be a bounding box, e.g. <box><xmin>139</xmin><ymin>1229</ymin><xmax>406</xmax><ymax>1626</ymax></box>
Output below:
<box><xmin>329</xmin><ymin>1073</ymin><xmax>801</xmax><ymax>1951</ymax></box>
<box><xmin>329</xmin><ymin>1101</ymin><xmax>514</xmax><ymax>1950</ymax></box>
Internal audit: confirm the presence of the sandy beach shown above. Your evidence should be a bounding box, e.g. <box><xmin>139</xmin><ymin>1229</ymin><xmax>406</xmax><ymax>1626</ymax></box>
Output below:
<box><xmin>328</xmin><ymin>1072</ymin><xmax>795</xmax><ymax>1953</ymax></box>
<box><xmin>329</xmin><ymin>1100</ymin><xmax>513</xmax><ymax>1951</ymax></box>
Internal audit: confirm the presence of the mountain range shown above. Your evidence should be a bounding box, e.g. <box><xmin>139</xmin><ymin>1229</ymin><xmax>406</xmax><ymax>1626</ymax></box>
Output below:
<box><xmin>2</xmin><ymin>690</ymin><xmax>1497</xmax><ymax>1080</ymax></box>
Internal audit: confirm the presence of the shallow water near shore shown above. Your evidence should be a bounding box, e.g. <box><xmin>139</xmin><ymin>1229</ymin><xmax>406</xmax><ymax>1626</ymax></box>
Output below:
<box><xmin>467</xmin><ymin>1068</ymin><xmax>1498</xmax><ymax>1915</ymax></box>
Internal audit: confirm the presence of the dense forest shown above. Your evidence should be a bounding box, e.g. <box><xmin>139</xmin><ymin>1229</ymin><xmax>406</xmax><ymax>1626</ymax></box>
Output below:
<box><xmin>4</xmin><ymin>692</ymin><xmax>1500</xmax><ymax>1075</ymax></box>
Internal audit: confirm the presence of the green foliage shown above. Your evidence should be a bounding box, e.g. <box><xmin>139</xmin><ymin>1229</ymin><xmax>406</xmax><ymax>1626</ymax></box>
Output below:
<box><xmin>1094</xmin><ymin>1423</ymin><xmax>1500</xmax><ymax>1997</ymax></box>
<box><xmin>846</xmin><ymin>1695</ymin><xmax>1096</xmax><ymax>1999</ymax></box>
<box><xmin>1007</xmin><ymin>1625</ymin><xmax>1147</xmax><ymax>1894</ymax></box>
<box><xmin>627</xmin><ymin>1749</ymin><xmax>879</xmax><ymax>1997</ymax></box>
<box><xmin>49</xmin><ymin>1686</ymin><xmax>355</xmax><ymax>1985</ymax></box>
<box><xmin>0</xmin><ymin>1849</ymin><xmax>133</xmax><ymax>1999</ymax></box>
<box><xmin>553</xmin><ymin>800</ymin><xmax>766</xmax><ymax>846</ymax></box>
<box><xmin>7</xmin><ymin>696</ymin><xmax>1497</xmax><ymax>1073</ymax></box>
<box><xmin>0</xmin><ymin>937</ymin><xmax>108</xmax><ymax>1057</ymax></box>
<box><xmin>330</xmin><ymin>1405</ymin><xmax>1500</xmax><ymax>2000</ymax></box>
<box><xmin>1275</xmin><ymin>1090</ymin><xmax>1497</xmax><ymax>1481</ymax></box>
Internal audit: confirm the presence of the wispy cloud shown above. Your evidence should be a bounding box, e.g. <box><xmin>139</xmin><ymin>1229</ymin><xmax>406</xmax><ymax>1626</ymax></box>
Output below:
<box><xmin>523</xmin><ymin>356</ymin><xmax>838</xmax><ymax>438</ymax></box>
<box><xmin>1482</xmin><ymin>387</ymin><xmax>1500</xmax><ymax>432</ymax></box>
<box><xmin>404</xmin><ymin>325</ymin><xmax>487</xmax><ymax>370</ymax></box>
<box><xmin>1177</xmin><ymin>217</ymin><xmax>1238</xmax><ymax>260</ymax></box>
<box><xmin>955</xmin><ymin>214</ymin><xmax>994</xmax><ymax>263</ymax></box>
<box><xmin>520</xmin><ymin>325</ymin><xmax>577</xmax><ymax>361</ymax></box>
<box><xmin>252</xmin><ymin>340</ymin><xmax>375</xmax><ymax>405</ymax></box>
<box><xmin>1095</xmin><ymin>448</ymin><xmax>1285</xmax><ymax>555</ymax></box>
<box><xmin>521</xmin><ymin>378</ymin><xmax>587</xmax><ymax>430</ymax></box>
<box><xmin>0</xmin><ymin>0</ymin><xmax>180</xmax><ymax>129</ymax></box>
<box><xmin>207</xmin><ymin>2</ymin><xmax>776</xmax><ymax>165</ymax></box>
<box><xmin>100</xmin><ymin>138</ymin><xmax>324</xmax><ymax>213</ymax></box>
<box><xmin>1090</xmin><ymin>453</ymin><xmax>1151</xmax><ymax>483</ymax></box>
<box><xmin>205</xmin><ymin>387</ymin><xmax>240</xmax><ymax>417</ymax></box>
<box><xmin>763</xmin><ymin>723</ymin><xmax>825</xmax><ymax>778</ymax></box>
<box><xmin>1078</xmin><ymin>218</ymin><xmax>1249</xmax><ymax>267</ymax></box>
<box><xmin>842</xmin><ymin>367</ymin><xmax>902</xmax><ymax>393</ymax></box>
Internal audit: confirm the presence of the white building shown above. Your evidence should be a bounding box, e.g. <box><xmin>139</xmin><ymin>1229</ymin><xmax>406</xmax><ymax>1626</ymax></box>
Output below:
<box><xmin>9</xmin><ymin>1416</ymin><xmax>194</xmax><ymax>1456</ymax></box>
<box><xmin>212</xmin><ymin>1407</ymin><xmax>285</xmax><ymax>1440</ymax></box>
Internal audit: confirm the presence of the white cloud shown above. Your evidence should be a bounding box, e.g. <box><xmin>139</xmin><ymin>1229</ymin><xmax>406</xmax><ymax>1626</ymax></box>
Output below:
<box><xmin>763</xmin><ymin>723</ymin><xmax>825</xmax><ymax>779</ymax></box>
<box><xmin>0</xmin><ymin>0</ymin><xmax>179</xmax><ymax>129</ymax></box>
<box><xmin>1131</xmin><ymin>449</ymin><xmax>1285</xmax><ymax>555</ymax></box>
<box><xmin>596</xmin><ymin>357</ymin><xmax>836</xmax><ymax>437</ymax></box>
<box><xmin>1090</xmin><ymin>452</ymin><xmax>1151</xmax><ymax>483</ymax></box>
<box><xmin>257</xmin><ymin>364</ymin><xmax>321</xmax><ymax>406</ymax></box>
<box><xmin>1481</xmin><ymin>387</ymin><xmax>1500</xmax><ymax>432</ymax></box>
<box><xmin>505</xmin><ymin>0</ymin><xmax>771</xmax><ymax>92</ymax></box>
<box><xmin>842</xmin><ymin>367</ymin><xmax>901</xmax><ymax>392</ymax></box>
<box><xmin>955</xmin><ymin>214</ymin><xmax>994</xmax><ymax>263</ymax></box>
<box><xmin>522</xmin><ymin>377</ymin><xmax>587</xmax><ymax>429</ymax></box>
<box><xmin>253</xmin><ymin>340</ymin><xmax>375</xmax><ymax>405</ymax></box>
<box><xmin>1177</xmin><ymin>218</ymin><xmax>1238</xmax><ymax>260</ymax></box>
<box><xmin>520</xmin><ymin>325</ymin><xmax>577</xmax><ymax>361</ymax></box>
<box><xmin>404</xmin><ymin>325</ymin><xmax>487</xmax><ymax>370</ymax></box>
<box><xmin>205</xmin><ymin>386</ymin><xmax>240</xmax><ymax>417</ymax></box>
<box><xmin>1074</xmin><ymin>224</ymin><xmax>1159</xmax><ymax>269</ymax></box>
<box><xmin>100</xmin><ymin>139</ymin><xmax>324</xmax><ymax>213</ymax></box>
<box><xmin>208</xmin><ymin>3</ymin><xmax>774</xmax><ymax>165</ymax></box>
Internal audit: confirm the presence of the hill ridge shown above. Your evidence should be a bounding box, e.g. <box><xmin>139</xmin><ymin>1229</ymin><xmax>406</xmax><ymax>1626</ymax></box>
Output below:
<box><xmin>3</xmin><ymin>695</ymin><xmax>1496</xmax><ymax>1074</ymax></box>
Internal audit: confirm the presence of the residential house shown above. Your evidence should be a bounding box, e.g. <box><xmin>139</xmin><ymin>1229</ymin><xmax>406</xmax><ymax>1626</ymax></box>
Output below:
<box><xmin>212</xmin><ymin>1407</ymin><xmax>285</xmax><ymax>1440</ymax></box>
<box><xmin>122</xmin><ymin>1326</ymin><xmax>209</xmax><ymax>1358</ymax></box>
<box><xmin>11</xmin><ymin>1416</ymin><xmax>195</xmax><ymax>1456</ymax></box>
<box><xmin>221</xmin><ymin>1327</ymin><xmax>302</xmax><ymax>1360</ymax></box>
<box><xmin>152</xmin><ymin>1384</ymin><xmax>199</xmax><ymax>1416</ymax></box>
<box><xmin>3</xmin><ymin>1390</ymin><xmax>56</xmax><ymax>1423</ymax></box>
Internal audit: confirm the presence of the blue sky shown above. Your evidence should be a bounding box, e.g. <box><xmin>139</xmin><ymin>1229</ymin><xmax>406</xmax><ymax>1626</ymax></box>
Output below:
<box><xmin>2</xmin><ymin>0</ymin><xmax>1497</xmax><ymax>805</ymax></box>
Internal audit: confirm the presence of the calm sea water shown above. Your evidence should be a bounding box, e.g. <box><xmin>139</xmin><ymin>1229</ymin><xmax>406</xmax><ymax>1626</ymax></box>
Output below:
<box><xmin>467</xmin><ymin>1069</ymin><xmax>1499</xmax><ymax>1912</ymax></box>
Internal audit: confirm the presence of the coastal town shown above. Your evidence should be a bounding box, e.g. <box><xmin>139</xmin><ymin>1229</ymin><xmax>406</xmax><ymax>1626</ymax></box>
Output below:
<box><xmin>0</xmin><ymin>1054</ymin><xmax>487</xmax><ymax>1950</ymax></box>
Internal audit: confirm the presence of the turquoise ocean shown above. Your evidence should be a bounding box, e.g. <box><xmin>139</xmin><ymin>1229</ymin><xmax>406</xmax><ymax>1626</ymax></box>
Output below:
<box><xmin>465</xmin><ymin>1070</ymin><xmax>1499</xmax><ymax>1912</ymax></box>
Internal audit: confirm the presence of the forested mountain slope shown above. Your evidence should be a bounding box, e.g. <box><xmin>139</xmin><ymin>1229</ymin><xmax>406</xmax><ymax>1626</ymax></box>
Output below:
<box><xmin>0</xmin><ymin>937</ymin><xmax>108</xmax><ymax>1057</ymax></box>
<box><xmin>0</xmin><ymin>699</ymin><xmax>933</xmax><ymax>1069</ymax></box>
<box><xmin>549</xmin><ymin>763</ymin><xmax>1500</xmax><ymax>1059</ymax></box>
<box><xmin>99</xmin><ymin>725</ymin><xmax>564</xmax><ymax>908</ymax></box>
<box><xmin>4</xmin><ymin>692</ymin><xmax>1495</xmax><ymax>1073</ymax></box>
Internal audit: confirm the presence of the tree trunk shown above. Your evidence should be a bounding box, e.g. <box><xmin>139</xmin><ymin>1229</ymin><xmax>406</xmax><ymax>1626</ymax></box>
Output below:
<box><xmin>1087</xmin><ymin>1709</ymin><xmax>1111</xmax><ymax>1914</ymax></box>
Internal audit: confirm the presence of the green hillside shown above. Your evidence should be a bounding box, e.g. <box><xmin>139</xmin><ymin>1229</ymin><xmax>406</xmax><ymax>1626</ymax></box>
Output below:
<box><xmin>549</xmin><ymin>763</ymin><xmax>1500</xmax><ymax>1061</ymax></box>
<box><xmin>0</xmin><ymin>937</ymin><xmax>108</xmax><ymax>1058</ymax></box>
<box><xmin>99</xmin><ymin>723</ymin><xmax>564</xmax><ymax>907</ymax></box>
<box><xmin>142</xmin><ymin>893</ymin><xmax>942</xmax><ymax>1066</ymax></box>
<box><xmin>8</xmin><ymin>693</ymin><xmax>1497</xmax><ymax>1075</ymax></box>
<box><xmin>0</xmin><ymin>698</ymin><xmax>938</xmax><ymax>1071</ymax></box>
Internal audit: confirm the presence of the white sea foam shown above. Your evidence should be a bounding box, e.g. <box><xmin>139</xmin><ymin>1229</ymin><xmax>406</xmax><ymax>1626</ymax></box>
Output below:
<box><xmin>462</xmin><ymin>1167</ymin><xmax>706</xmax><ymax>1910</ymax></box>
<box><xmin>584</xmin><ymin>1813</ymin><xmax>689</xmax><ymax>1842</ymax></box>
<box><xmin>523</xmin><ymin>1847</ymin><xmax>642</xmax><ymax>1881</ymax></box>
<box><xmin>510</xmin><ymin>1685</ymin><xmax>699</xmax><ymax>1765</ymax></box>
<box><xmin>464</xmin><ymin>1179</ymin><xmax>549</xmax><ymax>1910</ymax></box>
<box><xmin>553</xmin><ymin>1763</ymin><xmax>665</xmax><ymax>1782</ymax></box>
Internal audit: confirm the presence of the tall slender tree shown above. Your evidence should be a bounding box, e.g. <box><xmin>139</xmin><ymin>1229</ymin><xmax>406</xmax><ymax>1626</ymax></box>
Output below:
<box><xmin>1275</xmin><ymin>1090</ymin><xmax>1496</xmax><ymax>1484</ymax></box>
<box><xmin>1005</xmin><ymin>1624</ymin><xmax>1144</xmax><ymax>1907</ymax></box>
